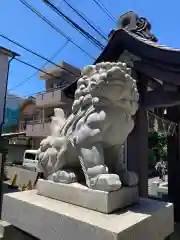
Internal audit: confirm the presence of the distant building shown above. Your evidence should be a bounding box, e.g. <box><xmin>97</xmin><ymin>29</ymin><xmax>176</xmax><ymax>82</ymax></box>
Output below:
<box><xmin>0</xmin><ymin>46</ymin><xmax>19</xmax><ymax>131</ymax></box>
<box><xmin>3</xmin><ymin>96</ymin><xmax>37</xmax><ymax>164</ymax></box>
<box><xmin>3</xmin><ymin>94</ymin><xmax>24</xmax><ymax>133</ymax></box>
<box><xmin>24</xmin><ymin>61</ymin><xmax>81</xmax><ymax>149</ymax></box>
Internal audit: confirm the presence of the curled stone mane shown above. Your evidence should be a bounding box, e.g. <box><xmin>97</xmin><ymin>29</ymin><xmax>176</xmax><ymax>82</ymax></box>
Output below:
<box><xmin>72</xmin><ymin>61</ymin><xmax>139</xmax><ymax>115</ymax></box>
<box><xmin>59</xmin><ymin>61</ymin><xmax>139</xmax><ymax>137</ymax></box>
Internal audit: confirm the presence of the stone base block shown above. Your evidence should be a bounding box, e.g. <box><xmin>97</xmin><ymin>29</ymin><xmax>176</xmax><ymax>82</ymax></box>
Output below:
<box><xmin>2</xmin><ymin>191</ymin><xmax>174</xmax><ymax>240</ymax></box>
<box><xmin>37</xmin><ymin>179</ymin><xmax>139</xmax><ymax>213</ymax></box>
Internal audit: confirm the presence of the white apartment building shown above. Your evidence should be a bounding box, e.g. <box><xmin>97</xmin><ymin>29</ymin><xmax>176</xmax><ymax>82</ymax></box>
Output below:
<box><xmin>25</xmin><ymin>61</ymin><xmax>81</xmax><ymax>148</ymax></box>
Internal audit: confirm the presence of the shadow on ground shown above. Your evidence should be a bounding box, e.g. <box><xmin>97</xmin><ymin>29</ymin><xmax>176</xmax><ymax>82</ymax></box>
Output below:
<box><xmin>2</xmin><ymin>183</ymin><xmax>19</xmax><ymax>195</ymax></box>
<box><xmin>167</xmin><ymin>223</ymin><xmax>180</xmax><ymax>239</ymax></box>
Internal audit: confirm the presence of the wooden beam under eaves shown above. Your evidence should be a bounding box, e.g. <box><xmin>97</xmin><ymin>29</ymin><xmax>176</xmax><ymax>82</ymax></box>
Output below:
<box><xmin>142</xmin><ymin>89</ymin><xmax>180</xmax><ymax>108</ymax></box>
<box><xmin>134</xmin><ymin>61</ymin><xmax>180</xmax><ymax>86</ymax></box>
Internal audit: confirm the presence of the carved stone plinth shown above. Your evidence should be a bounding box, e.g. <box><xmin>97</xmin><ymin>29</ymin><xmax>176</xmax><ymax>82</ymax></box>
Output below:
<box><xmin>37</xmin><ymin>179</ymin><xmax>139</xmax><ymax>213</ymax></box>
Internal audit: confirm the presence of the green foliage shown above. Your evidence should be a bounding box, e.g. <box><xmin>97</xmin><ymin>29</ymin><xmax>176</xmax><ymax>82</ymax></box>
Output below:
<box><xmin>148</xmin><ymin>148</ymin><xmax>156</xmax><ymax>169</ymax></box>
<box><xmin>148</xmin><ymin>131</ymin><xmax>167</xmax><ymax>163</ymax></box>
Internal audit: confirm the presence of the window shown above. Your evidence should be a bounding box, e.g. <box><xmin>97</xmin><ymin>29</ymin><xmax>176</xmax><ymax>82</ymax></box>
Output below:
<box><xmin>25</xmin><ymin>153</ymin><xmax>36</xmax><ymax>160</ymax></box>
<box><xmin>24</xmin><ymin>115</ymin><xmax>33</xmax><ymax>121</ymax></box>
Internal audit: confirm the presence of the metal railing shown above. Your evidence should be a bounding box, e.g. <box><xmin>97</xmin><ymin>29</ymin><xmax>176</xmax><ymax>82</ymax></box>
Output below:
<box><xmin>20</xmin><ymin>118</ymin><xmax>51</xmax><ymax>126</ymax></box>
<box><xmin>35</xmin><ymin>83</ymin><xmax>69</xmax><ymax>97</ymax></box>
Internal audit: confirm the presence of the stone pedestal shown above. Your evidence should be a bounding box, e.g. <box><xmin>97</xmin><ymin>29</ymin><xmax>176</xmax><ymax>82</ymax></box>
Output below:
<box><xmin>150</xmin><ymin>181</ymin><xmax>159</xmax><ymax>196</ymax></box>
<box><xmin>37</xmin><ymin>179</ymin><xmax>139</xmax><ymax>213</ymax></box>
<box><xmin>3</xmin><ymin>190</ymin><xmax>174</xmax><ymax>240</ymax></box>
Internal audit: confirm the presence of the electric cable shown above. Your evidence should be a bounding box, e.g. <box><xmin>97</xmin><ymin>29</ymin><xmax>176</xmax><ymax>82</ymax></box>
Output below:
<box><xmin>8</xmin><ymin>39</ymin><xmax>69</xmax><ymax>91</ymax></box>
<box><xmin>0</xmin><ymin>33</ymin><xmax>79</xmax><ymax>77</ymax></box>
<box><xmin>19</xmin><ymin>0</ymin><xmax>95</xmax><ymax>60</ymax></box>
<box><xmin>62</xmin><ymin>0</ymin><xmax>107</xmax><ymax>41</ymax></box>
<box><xmin>43</xmin><ymin>0</ymin><xmax>104</xmax><ymax>49</ymax></box>
<box><xmin>92</xmin><ymin>0</ymin><xmax>116</xmax><ymax>23</ymax></box>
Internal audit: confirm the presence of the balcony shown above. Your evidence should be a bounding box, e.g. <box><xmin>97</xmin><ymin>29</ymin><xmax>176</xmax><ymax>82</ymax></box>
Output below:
<box><xmin>25</xmin><ymin>119</ymin><xmax>51</xmax><ymax>137</ymax></box>
<box><xmin>19</xmin><ymin>122</ymin><xmax>26</xmax><ymax>132</ymax></box>
<box><xmin>36</xmin><ymin>89</ymin><xmax>72</xmax><ymax>108</ymax></box>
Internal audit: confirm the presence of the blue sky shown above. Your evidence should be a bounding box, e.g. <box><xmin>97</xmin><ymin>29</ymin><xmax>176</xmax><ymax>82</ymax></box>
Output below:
<box><xmin>1</xmin><ymin>0</ymin><xmax>180</xmax><ymax>97</ymax></box>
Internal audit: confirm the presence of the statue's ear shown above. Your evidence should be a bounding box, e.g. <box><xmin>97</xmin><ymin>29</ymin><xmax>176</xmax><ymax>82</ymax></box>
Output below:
<box><xmin>50</xmin><ymin>108</ymin><xmax>66</xmax><ymax>137</ymax></box>
<box><xmin>54</xmin><ymin>108</ymin><xmax>65</xmax><ymax>119</ymax></box>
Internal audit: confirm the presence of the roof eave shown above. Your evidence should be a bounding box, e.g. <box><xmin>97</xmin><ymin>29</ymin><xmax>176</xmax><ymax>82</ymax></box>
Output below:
<box><xmin>0</xmin><ymin>46</ymin><xmax>20</xmax><ymax>58</ymax></box>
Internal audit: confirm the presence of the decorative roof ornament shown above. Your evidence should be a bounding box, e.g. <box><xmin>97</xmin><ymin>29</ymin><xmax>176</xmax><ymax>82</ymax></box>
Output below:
<box><xmin>109</xmin><ymin>11</ymin><xmax>158</xmax><ymax>42</ymax></box>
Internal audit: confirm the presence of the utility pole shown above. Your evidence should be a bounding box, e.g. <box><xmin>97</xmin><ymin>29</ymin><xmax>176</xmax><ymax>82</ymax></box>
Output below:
<box><xmin>0</xmin><ymin>47</ymin><xmax>19</xmax><ymax>218</ymax></box>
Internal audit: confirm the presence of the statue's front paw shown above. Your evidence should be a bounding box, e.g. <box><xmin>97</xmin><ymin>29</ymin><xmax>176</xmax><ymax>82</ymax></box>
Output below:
<box><xmin>90</xmin><ymin>174</ymin><xmax>122</xmax><ymax>192</ymax></box>
<box><xmin>121</xmin><ymin>171</ymin><xmax>138</xmax><ymax>187</ymax></box>
<box><xmin>49</xmin><ymin>170</ymin><xmax>77</xmax><ymax>183</ymax></box>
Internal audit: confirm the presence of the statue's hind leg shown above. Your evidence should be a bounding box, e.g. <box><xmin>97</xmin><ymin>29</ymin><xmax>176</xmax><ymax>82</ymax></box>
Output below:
<box><xmin>78</xmin><ymin>143</ymin><xmax>122</xmax><ymax>191</ymax></box>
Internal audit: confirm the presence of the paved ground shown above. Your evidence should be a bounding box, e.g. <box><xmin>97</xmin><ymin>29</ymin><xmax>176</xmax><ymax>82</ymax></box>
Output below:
<box><xmin>2</xmin><ymin>183</ymin><xmax>19</xmax><ymax>195</ymax></box>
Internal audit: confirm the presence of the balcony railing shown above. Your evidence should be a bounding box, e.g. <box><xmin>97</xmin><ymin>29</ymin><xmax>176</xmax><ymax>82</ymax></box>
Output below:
<box><xmin>36</xmin><ymin>87</ymin><xmax>72</xmax><ymax>108</ymax></box>
<box><xmin>25</xmin><ymin>119</ymin><xmax>51</xmax><ymax>137</ymax></box>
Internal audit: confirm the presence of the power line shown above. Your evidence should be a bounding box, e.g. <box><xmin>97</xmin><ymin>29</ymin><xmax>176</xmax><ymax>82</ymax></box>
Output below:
<box><xmin>14</xmin><ymin>57</ymin><xmax>71</xmax><ymax>81</ymax></box>
<box><xmin>1</xmin><ymin>48</ymin><xmax>77</xmax><ymax>86</ymax></box>
<box><xmin>0</xmin><ymin>33</ymin><xmax>79</xmax><ymax>77</ymax></box>
<box><xmin>76</xmin><ymin>6</ymin><xmax>107</xmax><ymax>38</ymax></box>
<box><xmin>8</xmin><ymin>70</ymin><xmax>79</xmax><ymax>100</ymax></box>
<box><xmin>61</xmin><ymin>0</ymin><xmax>107</xmax><ymax>41</ymax></box>
<box><xmin>19</xmin><ymin>0</ymin><xmax>95</xmax><ymax>60</ymax></box>
<box><xmin>92</xmin><ymin>0</ymin><xmax>116</xmax><ymax>23</ymax></box>
<box><xmin>43</xmin><ymin>0</ymin><xmax>104</xmax><ymax>49</ymax></box>
<box><xmin>5</xmin><ymin>53</ymin><xmax>80</xmax><ymax>99</ymax></box>
<box><xmin>8</xmin><ymin>40</ymin><xmax>69</xmax><ymax>91</ymax></box>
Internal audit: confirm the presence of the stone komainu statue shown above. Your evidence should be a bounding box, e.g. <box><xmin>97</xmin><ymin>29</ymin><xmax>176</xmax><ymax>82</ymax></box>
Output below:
<box><xmin>37</xmin><ymin>62</ymin><xmax>139</xmax><ymax>192</ymax></box>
